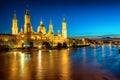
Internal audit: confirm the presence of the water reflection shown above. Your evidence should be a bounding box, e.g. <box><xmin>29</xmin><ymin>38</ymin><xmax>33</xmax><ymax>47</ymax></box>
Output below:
<box><xmin>60</xmin><ymin>49</ymin><xmax>71</xmax><ymax>80</ymax></box>
<box><xmin>36</xmin><ymin>50</ymin><xmax>43</xmax><ymax>80</ymax></box>
<box><xmin>94</xmin><ymin>46</ymin><xmax>96</xmax><ymax>63</ymax></box>
<box><xmin>14</xmin><ymin>52</ymin><xmax>17</xmax><ymax>57</ymax></box>
<box><xmin>109</xmin><ymin>45</ymin><xmax>112</xmax><ymax>56</ymax></box>
<box><xmin>0</xmin><ymin>45</ymin><xmax>119</xmax><ymax>80</ymax></box>
<box><xmin>83</xmin><ymin>47</ymin><xmax>86</xmax><ymax>63</ymax></box>
<box><xmin>102</xmin><ymin>45</ymin><xmax>105</xmax><ymax>58</ymax></box>
<box><xmin>38</xmin><ymin>50</ymin><xmax>42</xmax><ymax>63</ymax></box>
<box><xmin>9</xmin><ymin>52</ymin><xmax>18</xmax><ymax>80</ymax></box>
<box><xmin>20</xmin><ymin>52</ymin><xmax>25</xmax><ymax>75</ymax></box>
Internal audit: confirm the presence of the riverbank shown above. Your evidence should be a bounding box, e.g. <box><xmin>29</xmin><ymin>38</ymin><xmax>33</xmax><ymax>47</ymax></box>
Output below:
<box><xmin>0</xmin><ymin>45</ymin><xmax>90</xmax><ymax>54</ymax></box>
<box><xmin>14</xmin><ymin>44</ymin><xmax>89</xmax><ymax>50</ymax></box>
<box><xmin>0</xmin><ymin>45</ymin><xmax>11</xmax><ymax>53</ymax></box>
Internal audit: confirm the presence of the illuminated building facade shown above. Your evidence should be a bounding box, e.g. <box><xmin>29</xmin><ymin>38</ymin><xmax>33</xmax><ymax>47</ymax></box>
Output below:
<box><xmin>11</xmin><ymin>7</ymin><xmax>68</xmax><ymax>47</ymax></box>
<box><xmin>12</xmin><ymin>12</ymin><xmax>18</xmax><ymax>35</ymax></box>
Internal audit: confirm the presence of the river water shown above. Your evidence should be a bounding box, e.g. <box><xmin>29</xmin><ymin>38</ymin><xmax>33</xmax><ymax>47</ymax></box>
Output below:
<box><xmin>0</xmin><ymin>45</ymin><xmax>120</xmax><ymax>80</ymax></box>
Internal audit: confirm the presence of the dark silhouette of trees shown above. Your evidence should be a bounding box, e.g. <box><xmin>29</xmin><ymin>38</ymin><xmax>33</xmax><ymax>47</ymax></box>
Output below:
<box><xmin>63</xmin><ymin>42</ymin><xmax>67</xmax><ymax>48</ymax></box>
<box><xmin>57</xmin><ymin>42</ymin><xmax>62</xmax><ymax>49</ymax></box>
<box><xmin>42</xmin><ymin>42</ymin><xmax>51</xmax><ymax>49</ymax></box>
<box><xmin>72</xmin><ymin>43</ymin><xmax>76</xmax><ymax>47</ymax></box>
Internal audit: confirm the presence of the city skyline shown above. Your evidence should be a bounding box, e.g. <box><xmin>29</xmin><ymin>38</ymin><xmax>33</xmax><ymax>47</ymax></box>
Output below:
<box><xmin>1</xmin><ymin>0</ymin><xmax>120</xmax><ymax>37</ymax></box>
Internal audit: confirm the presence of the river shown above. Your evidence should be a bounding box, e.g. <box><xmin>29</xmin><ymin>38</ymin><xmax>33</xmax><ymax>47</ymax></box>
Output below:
<box><xmin>0</xmin><ymin>45</ymin><xmax>120</xmax><ymax>80</ymax></box>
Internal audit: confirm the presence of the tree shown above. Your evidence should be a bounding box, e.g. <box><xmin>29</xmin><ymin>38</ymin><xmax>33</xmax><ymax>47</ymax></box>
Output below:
<box><xmin>63</xmin><ymin>42</ymin><xmax>67</xmax><ymax>48</ymax></box>
<box><xmin>57</xmin><ymin>42</ymin><xmax>62</xmax><ymax>49</ymax></box>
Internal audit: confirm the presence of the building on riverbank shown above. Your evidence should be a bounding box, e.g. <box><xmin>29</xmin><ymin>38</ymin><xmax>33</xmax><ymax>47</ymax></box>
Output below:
<box><xmin>0</xmin><ymin>7</ymin><xmax>68</xmax><ymax>48</ymax></box>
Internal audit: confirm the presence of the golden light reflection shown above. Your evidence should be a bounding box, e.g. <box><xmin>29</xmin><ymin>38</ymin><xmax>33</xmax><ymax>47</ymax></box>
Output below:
<box><xmin>9</xmin><ymin>52</ymin><xmax>18</xmax><ymax>80</ymax></box>
<box><xmin>14</xmin><ymin>52</ymin><xmax>17</xmax><ymax>57</ymax></box>
<box><xmin>20</xmin><ymin>52</ymin><xmax>25</xmax><ymax>75</ymax></box>
<box><xmin>38</xmin><ymin>45</ymin><xmax>41</xmax><ymax>49</ymax></box>
<box><xmin>36</xmin><ymin>50</ymin><xmax>43</xmax><ymax>80</ymax></box>
<box><xmin>49</xmin><ymin>50</ymin><xmax>54</xmax><ymax>72</ymax></box>
<box><xmin>60</xmin><ymin>49</ymin><xmax>71</xmax><ymax>80</ymax></box>
<box><xmin>38</xmin><ymin>50</ymin><xmax>42</xmax><ymax>64</ymax></box>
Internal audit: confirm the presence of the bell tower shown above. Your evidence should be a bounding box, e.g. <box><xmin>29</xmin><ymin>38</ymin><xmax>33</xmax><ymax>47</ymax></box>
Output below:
<box><xmin>12</xmin><ymin>11</ymin><xmax>18</xmax><ymax>35</ymax></box>
<box><xmin>24</xmin><ymin>6</ymin><xmax>32</xmax><ymax>33</ymax></box>
<box><xmin>62</xmin><ymin>17</ymin><xmax>67</xmax><ymax>38</ymax></box>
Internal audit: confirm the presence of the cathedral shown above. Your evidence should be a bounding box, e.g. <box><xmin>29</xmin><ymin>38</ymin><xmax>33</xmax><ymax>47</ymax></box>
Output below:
<box><xmin>11</xmin><ymin>7</ymin><xmax>68</xmax><ymax>48</ymax></box>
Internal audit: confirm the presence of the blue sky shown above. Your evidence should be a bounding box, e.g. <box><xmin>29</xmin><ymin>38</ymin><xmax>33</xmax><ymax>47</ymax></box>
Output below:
<box><xmin>1</xmin><ymin>0</ymin><xmax>120</xmax><ymax>37</ymax></box>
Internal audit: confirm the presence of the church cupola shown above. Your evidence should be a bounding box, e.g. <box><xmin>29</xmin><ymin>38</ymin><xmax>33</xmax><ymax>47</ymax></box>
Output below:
<box><xmin>40</xmin><ymin>19</ymin><xmax>43</xmax><ymax>26</ymax></box>
<box><xmin>57</xmin><ymin>30</ymin><xmax>61</xmax><ymax>36</ymax></box>
<box><xmin>37</xmin><ymin>19</ymin><xmax>46</xmax><ymax>34</ymax></box>
<box><xmin>20</xmin><ymin>27</ymin><xmax>23</xmax><ymax>33</ymax></box>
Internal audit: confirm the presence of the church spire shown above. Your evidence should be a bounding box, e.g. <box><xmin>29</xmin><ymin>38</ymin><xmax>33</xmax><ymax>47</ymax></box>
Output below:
<box><xmin>40</xmin><ymin>18</ymin><xmax>43</xmax><ymax>25</ymax></box>
<box><xmin>50</xmin><ymin>19</ymin><xmax>52</xmax><ymax>24</ymax></box>
<box><xmin>14</xmin><ymin>11</ymin><xmax>16</xmax><ymax>19</ymax></box>
<box><xmin>63</xmin><ymin>17</ymin><xmax>66</xmax><ymax>22</ymax></box>
<box><xmin>20</xmin><ymin>27</ymin><xmax>23</xmax><ymax>33</ymax></box>
<box><xmin>58</xmin><ymin>29</ymin><xmax>60</xmax><ymax>34</ymax></box>
<box><xmin>48</xmin><ymin>19</ymin><xmax>54</xmax><ymax>35</ymax></box>
<box><xmin>26</xmin><ymin>5</ymin><xmax>29</xmax><ymax>15</ymax></box>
